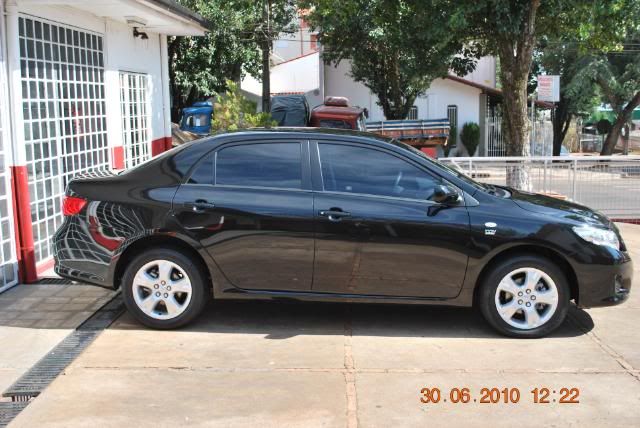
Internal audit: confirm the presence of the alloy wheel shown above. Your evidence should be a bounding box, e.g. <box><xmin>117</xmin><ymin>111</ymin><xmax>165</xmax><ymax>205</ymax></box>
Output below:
<box><xmin>131</xmin><ymin>259</ymin><xmax>193</xmax><ymax>320</ymax></box>
<box><xmin>494</xmin><ymin>267</ymin><xmax>559</xmax><ymax>330</ymax></box>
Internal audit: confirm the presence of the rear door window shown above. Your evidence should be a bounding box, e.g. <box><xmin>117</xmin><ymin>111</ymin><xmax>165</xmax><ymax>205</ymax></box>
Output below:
<box><xmin>188</xmin><ymin>152</ymin><xmax>214</xmax><ymax>184</ymax></box>
<box><xmin>216</xmin><ymin>142</ymin><xmax>303</xmax><ymax>189</ymax></box>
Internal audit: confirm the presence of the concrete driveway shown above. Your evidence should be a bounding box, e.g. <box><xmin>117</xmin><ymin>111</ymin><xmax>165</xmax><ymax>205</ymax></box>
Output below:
<box><xmin>8</xmin><ymin>224</ymin><xmax>640</xmax><ymax>427</ymax></box>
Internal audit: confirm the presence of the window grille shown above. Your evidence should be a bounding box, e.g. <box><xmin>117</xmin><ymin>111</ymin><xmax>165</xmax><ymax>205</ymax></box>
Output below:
<box><xmin>119</xmin><ymin>72</ymin><xmax>151</xmax><ymax>169</ymax></box>
<box><xmin>19</xmin><ymin>16</ymin><xmax>108</xmax><ymax>263</ymax></box>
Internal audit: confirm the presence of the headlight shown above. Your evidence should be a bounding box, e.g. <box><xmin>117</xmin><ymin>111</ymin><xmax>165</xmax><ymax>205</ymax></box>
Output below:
<box><xmin>572</xmin><ymin>225</ymin><xmax>620</xmax><ymax>250</ymax></box>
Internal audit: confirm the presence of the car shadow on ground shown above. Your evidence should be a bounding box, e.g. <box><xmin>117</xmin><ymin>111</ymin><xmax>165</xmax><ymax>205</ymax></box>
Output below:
<box><xmin>112</xmin><ymin>299</ymin><xmax>595</xmax><ymax>339</ymax></box>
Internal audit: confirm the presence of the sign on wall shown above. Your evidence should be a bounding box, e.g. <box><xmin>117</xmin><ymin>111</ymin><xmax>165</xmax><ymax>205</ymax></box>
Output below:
<box><xmin>537</xmin><ymin>75</ymin><xmax>560</xmax><ymax>102</ymax></box>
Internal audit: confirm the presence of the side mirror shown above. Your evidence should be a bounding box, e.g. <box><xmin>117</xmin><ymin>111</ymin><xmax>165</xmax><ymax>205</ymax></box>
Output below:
<box><xmin>431</xmin><ymin>184</ymin><xmax>460</xmax><ymax>205</ymax></box>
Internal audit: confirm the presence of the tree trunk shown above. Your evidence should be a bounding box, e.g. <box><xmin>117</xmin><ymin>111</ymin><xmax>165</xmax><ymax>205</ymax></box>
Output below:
<box><xmin>167</xmin><ymin>36</ymin><xmax>181</xmax><ymax>123</ymax></box>
<box><xmin>601</xmin><ymin>90</ymin><xmax>640</xmax><ymax>155</ymax></box>
<box><xmin>551</xmin><ymin>99</ymin><xmax>571</xmax><ymax>156</ymax></box>
<box><xmin>601</xmin><ymin>117</ymin><xmax>626</xmax><ymax>155</ymax></box>
<box><xmin>380</xmin><ymin>95</ymin><xmax>417</xmax><ymax>120</ymax></box>
<box><xmin>497</xmin><ymin>0</ymin><xmax>541</xmax><ymax>190</ymax></box>
<box><xmin>261</xmin><ymin>0</ymin><xmax>272</xmax><ymax>113</ymax></box>
<box><xmin>501</xmin><ymin>74</ymin><xmax>532</xmax><ymax>190</ymax></box>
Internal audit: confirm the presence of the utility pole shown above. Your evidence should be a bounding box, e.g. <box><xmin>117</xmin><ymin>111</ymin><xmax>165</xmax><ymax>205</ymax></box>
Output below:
<box><xmin>261</xmin><ymin>0</ymin><xmax>271</xmax><ymax>113</ymax></box>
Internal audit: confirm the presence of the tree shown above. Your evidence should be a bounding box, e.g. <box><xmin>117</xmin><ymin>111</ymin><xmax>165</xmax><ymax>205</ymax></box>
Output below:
<box><xmin>211</xmin><ymin>81</ymin><xmax>276</xmax><ymax>132</ymax></box>
<box><xmin>302</xmin><ymin>0</ymin><xmax>477</xmax><ymax>119</ymax></box>
<box><xmin>169</xmin><ymin>1</ymin><xmax>296</xmax><ymax>121</ymax></box>
<box><xmin>534</xmin><ymin>41</ymin><xmax>600</xmax><ymax>155</ymax></box>
<box><xmin>570</xmin><ymin>32</ymin><xmax>640</xmax><ymax>155</ymax></box>
<box><xmin>255</xmin><ymin>0</ymin><xmax>298</xmax><ymax>113</ymax></box>
<box><xmin>445</xmin><ymin>0</ymin><xmax>633</xmax><ymax>186</ymax></box>
<box><xmin>169</xmin><ymin>1</ymin><xmax>258</xmax><ymax>121</ymax></box>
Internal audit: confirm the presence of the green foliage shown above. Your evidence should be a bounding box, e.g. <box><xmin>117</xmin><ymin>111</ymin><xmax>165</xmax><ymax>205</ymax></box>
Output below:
<box><xmin>569</xmin><ymin>34</ymin><xmax>640</xmax><ymax>117</ymax></box>
<box><xmin>170</xmin><ymin>0</ymin><xmax>297</xmax><ymax>120</ymax></box>
<box><xmin>302</xmin><ymin>0</ymin><xmax>478</xmax><ymax>119</ymax></box>
<box><xmin>538</xmin><ymin>42</ymin><xmax>600</xmax><ymax>118</ymax></box>
<box><xmin>460</xmin><ymin>122</ymin><xmax>480</xmax><ymax>157</ymax></box>
<box><xmin>437</xmin><ymin>0</ymin><xmax>637</xmax><ymax>158</ymax></box>
<box><xmin>567</xmin><ymin>25</ymin><xmax>640</xmax><ymax>153</ymax></box>
<box><xmin>533</xmin><ymin>38</ymin><xmax>601</xmax><ymax>154</ymax></box>
<box><xmin>211</xmin><ymin>81</ymin><xmax>276</xmax><ymax>132</ymax></box>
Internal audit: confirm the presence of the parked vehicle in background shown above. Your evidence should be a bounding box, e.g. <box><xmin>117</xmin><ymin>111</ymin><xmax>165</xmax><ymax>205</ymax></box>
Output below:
<box><xmin>309</xmin><ymin>96</ymin><xmax>368</xmax><ymax>130</ymax></box>
<box><xmin>367</xmin><ymin>118</ymin><xmax>450</xmax><ymax>157</ymax></box>
<box><xmin>53</xmin><ymin>129</ymin><xmax>632</xmax><ymax>338</ymax></box>
<box><xmin>271</xmin><ymin>95</ymin><xmax>310</xmax><ymax>127</ymax></box>
<box><xmin>179</xmin><ymin>101</ymin><xmax>214</xmax><ymax>135</ymax></box>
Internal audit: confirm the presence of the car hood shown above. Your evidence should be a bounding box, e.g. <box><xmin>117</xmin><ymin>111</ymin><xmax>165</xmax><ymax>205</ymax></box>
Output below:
<box><xmin>508</xmin><ymin>188</ymin><xmax>611</xmax><ymax>227</ymax></box>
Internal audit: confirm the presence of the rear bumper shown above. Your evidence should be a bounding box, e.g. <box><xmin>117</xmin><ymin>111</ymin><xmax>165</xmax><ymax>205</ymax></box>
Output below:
<box><xmin>576</xmin><ymin>254</ymin><xmax>633</xmax><ymax>308</ymax></box>
<box><xmin>53</xmin><ymin>216</ymin><xmax>115</xmax><ymax>289</ymax></box>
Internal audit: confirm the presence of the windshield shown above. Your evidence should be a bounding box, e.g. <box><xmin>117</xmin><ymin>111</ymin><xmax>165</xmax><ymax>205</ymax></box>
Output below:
<box><xmin>391</xmin><ymin>140</ymin><xmax>488</xmax><ymax>192</ymax></box>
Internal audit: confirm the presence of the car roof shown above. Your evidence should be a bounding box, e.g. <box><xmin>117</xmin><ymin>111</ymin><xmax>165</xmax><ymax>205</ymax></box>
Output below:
<box><xmin>204</xmin><ymin>127</ymin><xmax>394</xmax><ymax>145</ymax></box>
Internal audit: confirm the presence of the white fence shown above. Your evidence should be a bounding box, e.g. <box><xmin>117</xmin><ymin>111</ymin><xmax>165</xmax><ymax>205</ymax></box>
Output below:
<box><xmin>440</xmin><ymin>156</ymin><xmax>640</xmax><ymax>219</ymax></box>
<box><xmin>485</xmin><ymin>116</ymin><xmax>554</xmax><ymax>157</ymax></box>
<box><xmin>485</xmin><ymin>116</ymin><xmax>505</xmax><ymax>156</ymax></box>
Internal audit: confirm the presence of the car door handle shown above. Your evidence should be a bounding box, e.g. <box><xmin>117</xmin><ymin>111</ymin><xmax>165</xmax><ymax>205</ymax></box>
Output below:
<box><xmin>319</xmin><ymin>210</ymin><xmax>351</xmax><ymax>222</ymax></box>
<box><xmin>186</xmin><ymin>199</ymin><xmax>215</xmax><ymax>213</ymax></box>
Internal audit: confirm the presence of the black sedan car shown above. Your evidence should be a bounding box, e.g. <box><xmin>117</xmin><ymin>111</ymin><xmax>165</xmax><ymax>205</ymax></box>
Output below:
<box><xmin>53</xmin><ymin>129</ymin><xmax>633</xmax><ymax>337</ymax></box>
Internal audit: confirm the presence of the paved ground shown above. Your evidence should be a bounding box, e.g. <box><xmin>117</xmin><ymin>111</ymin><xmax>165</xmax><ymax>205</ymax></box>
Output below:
<box><xmin>0</xmin><ymin>284</ymin><xmax>114</xmax><ymax>395</ymax></box>
<box><xmin>5</xmin><ymin>224</ymin><xmax>640</xmax><ymax>427</ymax></box>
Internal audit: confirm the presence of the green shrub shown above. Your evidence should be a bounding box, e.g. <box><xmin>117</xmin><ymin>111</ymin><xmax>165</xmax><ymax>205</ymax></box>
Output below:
<box><xmin>211</xmin><ymin>80</ymin><xmax>276</xmax><ymax>132</ymax></box>
<box><xmin>460</xmin><ymin>122</ymin><xmax>480</xmax><ymax>156</ymax></box>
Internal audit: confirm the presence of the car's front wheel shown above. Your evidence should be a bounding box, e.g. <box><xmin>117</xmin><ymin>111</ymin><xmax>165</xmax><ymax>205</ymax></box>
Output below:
<box><xmin>479</xmin><ymin>255</ymin><xmax>570</xmax><ymax>338</ymax></box>
<box><xmin>122</xmin><ymin>248</ymin><xmax>209</xmax><ymax>329</ymax></box>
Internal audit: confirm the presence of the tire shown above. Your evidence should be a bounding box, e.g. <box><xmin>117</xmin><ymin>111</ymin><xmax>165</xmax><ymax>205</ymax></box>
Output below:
<box><xmin>478</xmin><ymin>254</ymin><xmax>570</xmax><ymax>338</ymax></box>
<box><xmin>122</xmin><ymin>247</ymin><xmax>209</xmax><ymax>329</ymax></box>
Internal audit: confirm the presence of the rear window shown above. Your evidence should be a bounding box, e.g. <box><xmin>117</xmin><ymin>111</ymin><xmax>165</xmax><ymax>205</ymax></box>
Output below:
<box><xmin>215</xmin><ymin>142</ymin><xmax>302</xmax><ymax>189</ymax></box>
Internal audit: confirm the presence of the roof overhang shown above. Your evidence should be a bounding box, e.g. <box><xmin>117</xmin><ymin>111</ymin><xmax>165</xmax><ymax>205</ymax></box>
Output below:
<box><xmin>17</xmin><ymin>0</ymin><xmax>208</xmax><ymax>35</ymax></box>
<box><xmin>446</xmin><ymin>75</ymin><xmax>554</xmax><ymax>109</ymax></box>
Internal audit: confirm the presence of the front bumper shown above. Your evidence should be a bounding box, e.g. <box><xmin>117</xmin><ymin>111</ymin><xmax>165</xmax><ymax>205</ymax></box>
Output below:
<box><xmin>576</xmin><ymin>254</ymin><xmax>633</xmax><ymax>308</ymax></box>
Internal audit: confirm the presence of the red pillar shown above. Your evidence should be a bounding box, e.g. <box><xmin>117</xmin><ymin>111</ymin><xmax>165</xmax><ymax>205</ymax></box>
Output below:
<box><xmin>11</xmin><ymin>166</ymin><xmax>37</xmax><ymax>283</ymax></box>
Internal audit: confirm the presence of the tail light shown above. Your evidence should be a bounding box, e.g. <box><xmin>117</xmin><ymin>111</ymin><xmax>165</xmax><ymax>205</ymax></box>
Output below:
<box><xmin>62</xmin><ymin>196</ymin><xmax>87</xmax><ymax>216</ymax></box>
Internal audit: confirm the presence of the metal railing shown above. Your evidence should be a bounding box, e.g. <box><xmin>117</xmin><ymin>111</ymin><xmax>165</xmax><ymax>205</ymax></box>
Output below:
<box><xmin>440</xmin><ymin>156</ymin><xmax>640</xmax><ymax>219</ymax></box>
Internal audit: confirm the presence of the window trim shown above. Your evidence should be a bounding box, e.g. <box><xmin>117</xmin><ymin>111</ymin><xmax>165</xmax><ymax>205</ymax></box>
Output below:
<box><xmin>314</xmin><ymin>140</ymin><xmax>456</xmax><ymax>203</ymax></box>
<box><xmin>447</xmin><ymin>105</ymin><xmax>458</xmax><ymax>129</ymax></box>
<box><xmin>182</xmin><ymin>139</ymin><xmax>311</xmax><ymax>191</ymax></box>
<box><xmin>408</xmin><ymin>105</ymin><xmax>418</xmax><ymax>120</ymax></box>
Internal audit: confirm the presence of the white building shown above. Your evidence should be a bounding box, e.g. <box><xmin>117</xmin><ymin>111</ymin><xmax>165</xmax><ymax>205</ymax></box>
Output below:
<box><xmin>242</xmin><ymin>25</ymin><xmax>504</xmax><ymax>155</ymax></box>
<box><xmin>0</xmin><ymin>0</ymin><xmax>206</xmax><ymax>289</ymax></box>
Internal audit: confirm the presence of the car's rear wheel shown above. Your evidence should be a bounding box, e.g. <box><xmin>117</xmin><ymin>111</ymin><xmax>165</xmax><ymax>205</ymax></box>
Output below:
<box><xmin>479</xmin><ymin>255</ymin><xmax>570</xmax><ymax>338</ymax></box>
<box><xmin>122</xmin><ymin>248</ymin><xmax>209</xmax><ymax>329</ymax></box>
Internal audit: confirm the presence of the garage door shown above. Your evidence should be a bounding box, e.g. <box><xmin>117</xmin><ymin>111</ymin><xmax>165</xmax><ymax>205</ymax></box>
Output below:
<box><xmin>19</xmin><ymin>16</ymin><xmax>108</xmax><ymax>265</ymax></box>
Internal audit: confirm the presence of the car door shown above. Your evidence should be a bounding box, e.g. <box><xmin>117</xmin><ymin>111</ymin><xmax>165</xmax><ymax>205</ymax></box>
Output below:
<box><xmin>311</xmin><ymin>141</ymin><xmax>470</xmax><ymax>298</ymax></box>
<box><xmin>172</xmin><ymin>140</ymin><xmax>315</xmax><ymax>292</ymax></box>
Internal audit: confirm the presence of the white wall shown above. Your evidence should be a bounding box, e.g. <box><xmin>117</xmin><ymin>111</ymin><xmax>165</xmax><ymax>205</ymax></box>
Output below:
<box><xmin>427</xmin><ymin>78</ymin><xmax>481</xmax><ymax>126</ymax></box>
<box><xmin>242</xmin><ymin>51</ymin><xmax>322</xmax><ymax>111</ymax></box>
<box><xmin>462</xmin><ymin>56</ymin><xmax>496</xmax><ymax>88</ymax></box>
<box><xmin>272</xmin><ymin>19</ymin><xmax>317</xmax><ymax>64</ymax></box>
<box><xmin>271</xmin><ymin>52</ymin><xmax>320</xmax><ymax>94</ymax></box>
<box><xmin>324</xmin><ymin>60</ymin><xmax>385</xmax><ymax>120</ymax></box>
<box><xmin>324</xmin><ymin>60</ymin><xmax>481</xmax><ymax>125</ymax></box>
<box><xmin>104</xmin><ymin>18</ymin><xmax>165</xmax><ymax>143</ymax></box>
